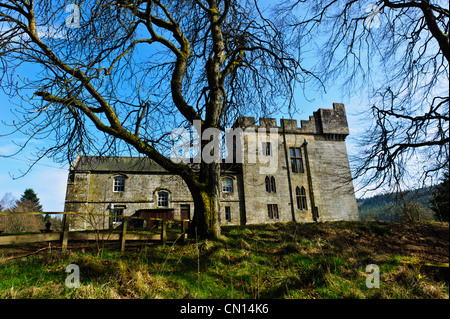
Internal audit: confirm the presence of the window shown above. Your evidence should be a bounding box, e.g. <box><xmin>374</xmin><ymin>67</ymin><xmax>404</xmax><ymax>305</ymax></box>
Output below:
<box><xmin>261</xmin><ymin>142</ymin><xmax>272</xmax><ymax>156</ymax></box>
<box><xmin>265</xmin><ymin>176</ymin><xmax>276</xmax><ymax>193</ymax></box>
<box><xmin>290</xmin><ymin>147</ymin><xmax>304</xmax><ymax>173</ymax></box>
<box><xmin>270</xmin><ymin>176</ymin><xmax>276</xmax><ymax>193</ymax></box>
<box><xmin>225</xmin><ymin>206</ymin><xmax>231</xmax><ymax>222</ymax></box>
<box><xmin>113</xmin><ymin>177</ymin><xmax>125</xmax><ymax>192</ymax></box>
<box><xmin>296</xmin><ymin>186</ymin><xmax>308</xmax><ymax>210</ymax></box>
<box><xmin>111</xmin><ymin>208</ymin><xmax>124</xmax><ymax>224</ymax></box>
<box><xmin>267</xmin><ymin>204</ymin><xmax>279</xmax><ymax>219</ymax></box>
<box><xmin>157</xmin><ymin>191</ymin><xmax>169</xmax><ymax>207</ymax></box>
<box><xmin>222</xmin><ymin>178</ymin><xmax>233</xmax><ymax>193</ymax></box>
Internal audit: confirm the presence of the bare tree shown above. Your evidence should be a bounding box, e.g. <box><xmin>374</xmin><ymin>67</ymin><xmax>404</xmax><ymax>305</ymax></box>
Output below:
<box><xmin>277</xmin><ymin>0</ymin><xmax>449</xmax><ymax>193</ymax></box>
<box><xmin>0</xmin><ymin>0</ymin><xmax>311</xmax><ymax>239</ymax></box>
<box><xmin>0</xmin><ymin>193</ymin><xmax>16</xmax><ymax>211</ymax></box>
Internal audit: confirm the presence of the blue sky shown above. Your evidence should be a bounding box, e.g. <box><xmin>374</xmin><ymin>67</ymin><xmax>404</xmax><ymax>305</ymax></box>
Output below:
<box><xmin>0</xmin><ymin>110</ymin><xmax>69</xmax><ymax>211</ymax></box>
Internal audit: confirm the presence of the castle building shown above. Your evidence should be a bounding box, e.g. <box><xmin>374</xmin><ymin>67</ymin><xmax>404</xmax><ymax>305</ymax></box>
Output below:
<box><xmin>64</xmin><ymin>103</ymin><xmax>358</xmax><ymax>230</ymax></box>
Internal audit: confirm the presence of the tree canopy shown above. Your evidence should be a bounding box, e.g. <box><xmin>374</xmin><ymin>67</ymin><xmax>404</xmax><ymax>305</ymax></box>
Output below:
<box><xmin>0</xmin><ymin>0</ymin><xmax>312</xmax><ymax>238</ymax></box>
<box><xmin>278</xmin><ymin>0</ymin><xmax>449</xmax><ymax>192</ymax></box>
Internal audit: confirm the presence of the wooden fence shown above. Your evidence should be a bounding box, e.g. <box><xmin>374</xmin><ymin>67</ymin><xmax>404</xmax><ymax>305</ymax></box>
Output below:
<box><xmin>0</xmin><ymin>211</ymin><xmax>189</xmax><ymax>252</ymax></box>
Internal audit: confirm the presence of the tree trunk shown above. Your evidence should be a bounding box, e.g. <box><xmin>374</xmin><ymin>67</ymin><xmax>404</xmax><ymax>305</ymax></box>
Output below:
<box><xmin>126</xmin><ymin>129</ymin><xmax>223</xmax><ymax>240</ymax></box>
<box><xmin>187</xmin><ymin>161</ymin><xmax>221</xmax><ymax>240</ymax></box>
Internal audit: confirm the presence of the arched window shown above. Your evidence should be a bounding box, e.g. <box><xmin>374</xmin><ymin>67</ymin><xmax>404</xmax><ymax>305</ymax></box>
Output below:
<box><xmin>270</xmin><ymin>176</ymin><xmax>276</xmax><ymax>193</ymax></box>
<box><xmin>157</xmin><ymin>191</ymin><xmax>170</xmax><ymax>207</ymax></box>
<box><xmin>265</xmin><ymin>176</ymin><xmax>276</xmax><ymax>193</ymax></box>
<box><xmin>296</xmin><ymin>186</ymin><xmax>307</xmax><ymax>210</ymax></box>
<box><xmin>222</xmin><ymin>178</ymin><xmax>233</xmax><ymax>193</ymax></box>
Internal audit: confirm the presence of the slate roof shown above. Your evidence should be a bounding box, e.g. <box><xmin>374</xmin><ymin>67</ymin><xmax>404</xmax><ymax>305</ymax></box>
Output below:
<box><xmin>72</xmin><ymin>156</ymin><xmax>168</xmax><ymax>173</ymax></box>
<box><xmin>71</xmin><ymin>156</ymin><xmax>242</xmax><ymax>174</ymax></box>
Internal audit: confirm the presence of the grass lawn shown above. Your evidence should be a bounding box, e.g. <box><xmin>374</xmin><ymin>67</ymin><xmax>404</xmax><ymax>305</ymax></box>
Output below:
<box><xmin>0</xmin><ymin>221</ymin><xmax>448</xmax><ymax>299</ymax></box>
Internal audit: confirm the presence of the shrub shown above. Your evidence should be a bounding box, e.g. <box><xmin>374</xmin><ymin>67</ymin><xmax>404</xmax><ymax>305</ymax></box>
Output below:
<box><xmin>0</xmin><ymin>214</ymin><xmax>43</xmax><ymax>233</ymax></box>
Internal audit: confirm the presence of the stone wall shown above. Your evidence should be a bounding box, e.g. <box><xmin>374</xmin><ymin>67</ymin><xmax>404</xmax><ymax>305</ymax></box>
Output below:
<box><xmin>237</xmin><ymin>102</ymin><xmax>358</xmax><ymax>224</ymax></box>
<box><xmin>240</xmin><ymin>132</ymin><xmax>295</xmax><ymax>224</ymax></box>
<box><xmin>64</xmin><ymin>168</ymin><xmax>244</xmax><ymax>230</ymax></box>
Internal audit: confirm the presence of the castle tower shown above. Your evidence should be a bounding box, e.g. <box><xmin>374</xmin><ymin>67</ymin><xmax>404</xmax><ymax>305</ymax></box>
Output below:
<box><xmin>234</xmin><ymin>103</ymin><xmax>359</xmax><ymax>224</ymax></box>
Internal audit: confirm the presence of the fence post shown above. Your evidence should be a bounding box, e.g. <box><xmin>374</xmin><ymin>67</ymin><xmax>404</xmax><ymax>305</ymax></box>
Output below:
<box><xmin>181</xmin><ymin>219</ymin><xmax>188</xmax><ymax>242</ymax></box>
<box><xmin>120</xmin><ymin>217</ymin><xmax>128</xmax><ymax>252</ymax></box>
<box><xmin>161</xmin><ymin>219</ymin><xmax>167</xmax><ymax>246</ymax></box>
<box><xmin>61</xmin><ymin>213</ymin><xmax>71</xmax><ymax>251</ymax></box>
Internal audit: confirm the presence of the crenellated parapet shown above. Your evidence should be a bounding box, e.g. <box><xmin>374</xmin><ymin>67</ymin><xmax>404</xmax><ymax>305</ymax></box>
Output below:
<box><xmin>233</xmin><ymin>103</ymin><xmax>350</xmax><ymax>140</ymax></box>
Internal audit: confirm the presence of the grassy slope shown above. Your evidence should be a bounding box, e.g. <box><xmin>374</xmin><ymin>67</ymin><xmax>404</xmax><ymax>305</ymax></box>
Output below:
<box><xmin>0</xmin><ymin>221</ymin><xmax>448</xmax><ymax>299</ymax></box>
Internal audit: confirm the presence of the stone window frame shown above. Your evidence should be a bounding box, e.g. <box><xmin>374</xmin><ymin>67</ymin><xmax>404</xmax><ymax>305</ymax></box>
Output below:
<box><xmin>224</xmin><ymin>206</ymin><xmax>231</xmax><ymax>222</ymax></box>
<box><xmin>261</xmin><ymin>141</ymin><xmax>272</xmax><ymax>156</ymax></box>
<box><xmin>296</xmin><ymin>186</ymin><xmax>308</xmax><ymax>210</ymax></box>
<box><xmin>222</xmin><ymin>177</ymin><xmax>234</xmax><ymax>193</ymax></box>
<box><xmin>267</xmin><ymin>204</ymin><xmax>279</xmax><ymax>219</ymax></box>
<box><xmin>265</xmin><ymin>176</ymin><xmax>276</xmax><ymax>193</ymax></box>
<box><xmin>289</xmin><ymin>147</ymin><xmax>304</xmax><ymax>173</ymax></box>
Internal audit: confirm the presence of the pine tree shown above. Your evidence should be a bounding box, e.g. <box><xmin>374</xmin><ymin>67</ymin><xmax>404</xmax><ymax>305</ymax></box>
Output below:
<box><xmin>14</xmin><ymin>189</ymin><xmax>43</xmax><ymax>212</ymax></box>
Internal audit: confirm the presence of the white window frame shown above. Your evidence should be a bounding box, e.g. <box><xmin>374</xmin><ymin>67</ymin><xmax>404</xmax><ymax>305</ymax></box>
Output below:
<box><xmin>111</xmin><ymin>207</ymin><xmax>124</xmax><ymax>225</ymax></box>
<box><xmin>113</xmin><ymin>176</ymin><xmax>126</xmax><ymax>192</ymax></box>
<box><xmin>157</xmin><ymin>191</ymin><xmax>169</xmax><ymax>207</ymax></box>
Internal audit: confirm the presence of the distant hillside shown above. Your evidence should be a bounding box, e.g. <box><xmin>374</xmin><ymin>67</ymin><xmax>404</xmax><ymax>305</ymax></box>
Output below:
<box><xmin>357</xmin><ymin>187</ymin><xmax>436</xmax><ymax>221</ymax></box>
